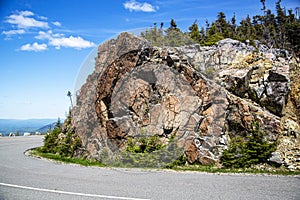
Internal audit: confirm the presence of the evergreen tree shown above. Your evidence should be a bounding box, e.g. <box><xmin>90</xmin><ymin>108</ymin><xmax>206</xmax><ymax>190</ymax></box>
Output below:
<box><xmin>287</xmin><ymin>20</ymin><xmax>300</xmax><ymax>56</ymax></box>
<box><xmin>160</xmin><ymin>22</ymin><xmax>164</xmax><ymax>29</ymax></box>
<box><xmin>170</xmin><ymin>19</ymin><xmax>177</xmax><ymax>29</ymax></box>
<box><xmin>67</xmin><ymin>91</ymin><xmax>73</xmax><ymax>109</ymax></box>
<box><xmin>55</xmin><ymin>117</ymin><xmax>62</xmax><ymax>129</ymax></box>
<box><xmin>141</xmin><ymin>23</ymin><xmax>164</xmax><ymax>46</ymax></box>
<box><xmin>221</xmin><ymin>122</ymin><xmax>277</xmax><ymax>168</ymax></box>
<box><xmin>230</xmin><ymin>13</ymin><xmax>237</xmax><ymax>37</ymax></box>
<box><xmin>141</xmin><ymin>1</ymin><xmax>300</xmax><ymax>54</ymax></box>
<box><xmin>260</xmin><ymin>0</ymin><xmax>266</xmax><ymax>11</ymax></box>
<box><xmin>275</xmin><ymin>0</ymin><xmax>287</xmax><ymax>48</ymax></box>
<box><xmin>237</xmin><ymin>15</ymin><xmax>256</xmax><ymax>41</ymax></box>
<box><xmin>188</xmin><ymin>20</ymin><xmax>201</xmax><ymax>42</ymax></box>
<box><xmin>216</xmin><ymin>12</ymin><xmax>230</xmax><ymax>38</ymax></box>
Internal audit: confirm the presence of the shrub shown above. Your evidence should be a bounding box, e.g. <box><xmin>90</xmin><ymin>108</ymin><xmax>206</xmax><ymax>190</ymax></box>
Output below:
<box><xmin>221</xmin><ymin>122</ymin><xmax>277</xmax><ymax>168</ymax></box>
<box><xmin>41</xmin><ymin>116</ymin><xmax>83</xmax><ymax>157</ymax></box>
<box><xmin>117</xmin><ymin>132</ymin><xmax>184</xmax><ymax>168</ymax></box>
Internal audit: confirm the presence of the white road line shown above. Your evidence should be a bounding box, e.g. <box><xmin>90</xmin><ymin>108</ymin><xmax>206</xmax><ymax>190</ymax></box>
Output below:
<box><xmin>0</xmin><ymin>182</ymin><xmax>150</xmax><ymax>200</ymax></box>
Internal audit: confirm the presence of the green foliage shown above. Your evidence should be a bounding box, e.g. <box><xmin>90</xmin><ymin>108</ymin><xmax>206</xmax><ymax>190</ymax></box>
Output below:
<box><xmin>189</xmin><ymin>20</ymin><xmax>201</xmax><ymax>43</ymax></box>
<box><xmin>165</xmin><ymin>154</ymin><xmax>187</xmax><ymax>169</ymax></box>
<box><xmin>164</xmin><ymin>29</ymin><xmax>194</xmax><ymax>47</ymax></box>
<box><xmin>287</xmin><ymin>21</ymin><xmax>300</xmax><ymax>55</ymax></box>
<box><xmin>40</xmin><ymin>115</ymin><xmax>83</xmax><ymax>157</ymax></box>
<box><xmin>126</xmin><ymin>134</ymin><xmax>165</xmax><ymax>153</ymax></box>
<box><xmin>201</xmin><ymin>33</ymin><xmax>224</xmax><ymax>46</ymax></box>
<box><xmin>141</xmin><ymin>25</ymin><xmax>165</xmax><ymax>47</ymax></box>
<box><xmin>42</xmin><ymin>126</ymin><xmax>61</xmax><ymax>153</ymax></box>
<box><xmin>32</xmin><ymin>148</ymin><xmax>105</xmax><ymax>167</ymax></box>
<box><xmin>141</xmin><ymin>20</ymin><xmax>194</xmax><ymax>47</ymax></box>
<box><xmin>143</xmin><ymin>2</ymin><xmax>300</xmax><ymax>55</ymax></box>
<box><xmin>116</xmin><ymin>132</ymin><xmax>183</xmax><ymax>168</ymax></box>
<box><xmin>221</xmin><ymin>123</ymin><xmax>277</xmax><ymax>168</ymax></box>
<box><xmin>32</xmin><ymin>147</ymin><xmax>299</xmax><ymax>175</ymax></box>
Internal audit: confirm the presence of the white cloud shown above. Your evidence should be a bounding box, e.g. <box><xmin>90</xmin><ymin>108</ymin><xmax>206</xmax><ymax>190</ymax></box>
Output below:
<box><xmin>49</xmin><ymin>36</ymin><xmax>96</xmax><ymax>49</ymax></box>
<box><xmin>19</xmin><ymin>10</ymin><xmax>34</xmax><ymax>16</ymax></box>
<box><xmin>52</xmin><ymin>21</ymin><xmax>61</xmax><ymax>27</ymax></box>
<box><xmin>35</xmin><ymin>30</ymin><xmax>95</xmax><ymax>50</ymax></box>
<box><xmin>124</xmin><ymin>0</ymin><xmax>158</xmax><ymax>12</ymax></box>
<box><xmin>3</xmin><ymin>10</ymin><xmax>95</xmax><ymax>51</ymax></box>
<box><xmin>38</xmin><ymin>16</ymin><xmax>48</xmax><ymax>20</ymax></box>
<box><xmin>35</xmin><ymin>30</ymin><xmax>55</xmax><ymax>40</ymax></box>
<box><xmin>6</xmin><ymin>10</ymin><xmax>49</xmax><ymax>29</ymax></box>
<box><xmin>2</xmin><ymin>29</ymin><xmax>25</xmax><ymax>36</ymax></box>
<box><xmin>20</xmin><ymin>42</ymin><xmax>48</xmax><ymax>51</ymax></box>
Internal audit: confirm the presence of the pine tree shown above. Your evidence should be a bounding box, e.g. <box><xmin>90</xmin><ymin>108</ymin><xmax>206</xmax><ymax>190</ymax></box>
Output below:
<box><xmin>67</xmin><ymin>91</ymin><xmax>73</xmax><ymax>109</ymax></box>
<box><xmin>221</xmin><ymin>122</ymin><xmax>277</xmax><ymax>168</ymax></box>
<box><xmin>230</xmin><ymin>13</ymin><xmax>237</xmax><ymax>37</ymax></box>
<box><xmin>188</xmin><ymin>20</ymin><xmax>201</xmax><ymax>42</ymax></box>
<box><xmin>216</xmin><ymin>12</ymin><xmax>229</xmax><ymax>38</ymax></box>
<box><xmin>170</xmin><ymin>19</ymin><xmax>178</xmax><ymax>29</ymax></box>
<box><xmin>237</xmin><ymin>15</ymin><xmax>256</xmax><ymax>41</ymax></box>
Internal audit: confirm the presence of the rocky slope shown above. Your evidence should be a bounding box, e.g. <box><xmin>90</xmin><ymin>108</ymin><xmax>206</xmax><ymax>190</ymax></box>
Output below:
<box><xmin>71</xmin><ymin>32</ymin><xmax>300</xmax><ymax>169</ymax></box>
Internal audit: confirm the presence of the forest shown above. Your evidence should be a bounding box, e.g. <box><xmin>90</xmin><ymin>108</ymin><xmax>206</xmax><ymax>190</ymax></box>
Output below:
<box><xmin>142</xmin><ymin>0</ymin><xmax>300</xmax><ymax>56</ymax></box>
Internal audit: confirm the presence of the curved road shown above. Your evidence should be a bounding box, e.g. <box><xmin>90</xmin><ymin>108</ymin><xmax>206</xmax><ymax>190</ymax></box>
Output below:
<box><xmin>0</xmin><ymin>136</ymin><xmax>299</xmax><ymax>200</ymax></box>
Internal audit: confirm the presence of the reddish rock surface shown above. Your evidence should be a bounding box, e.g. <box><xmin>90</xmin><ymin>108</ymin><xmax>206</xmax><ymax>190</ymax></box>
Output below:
<box><xmin>70</xmin><ymin>32</ymin><xmax>299</xmax><ymax>168</ymax></box>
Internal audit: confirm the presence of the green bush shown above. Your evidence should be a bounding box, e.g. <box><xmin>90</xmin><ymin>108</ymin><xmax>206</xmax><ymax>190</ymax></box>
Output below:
<box><xmin>201</xmin><ymin>33</ymin><xmax>224</xmax><ymax>46</ymax></box>
<box><xmin>42</xmin><ymin>127</ymin><xmax>61</xmax><ymax>153</ymax></box>
<box><xmin>126</xmin><ymin>134</ymin><xmax>165</xmax><ymax>154</ymax></box>
<box><xmin>221</xmin><ymin>123</ymin><xmax>277</xmax><ymax>168</ymax></box>
<box><xmin>116</xmin><ymin>132</ymin><xmax>184</xmax><ymax>168</ymax></box>
<box><xmin>41</xmin><ymin>116</ymin><xmax>83</xmax><ymax>157</ymax></box>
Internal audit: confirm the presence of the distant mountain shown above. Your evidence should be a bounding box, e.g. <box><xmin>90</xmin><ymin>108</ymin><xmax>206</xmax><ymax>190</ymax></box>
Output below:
<box><xmin>0</xmin><ymin>119</ymin><xmax>59</xmax><ymax>135</ymax></box>
<box><xmin>35</xmin><ymin>122</ymin><xmax>57</xmax><ymax>133</ymax></box>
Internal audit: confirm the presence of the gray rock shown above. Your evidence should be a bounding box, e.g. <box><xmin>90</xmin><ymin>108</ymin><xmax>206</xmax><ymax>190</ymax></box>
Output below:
<box><xmin>288</xmin><ymin>165</ymin><xmax>295</xmax><ymax>171</ymax></box>
<box><xmin>268</xmin><ymin>152</ymin><xmax>282</xmax><ymax>167</ymax></box>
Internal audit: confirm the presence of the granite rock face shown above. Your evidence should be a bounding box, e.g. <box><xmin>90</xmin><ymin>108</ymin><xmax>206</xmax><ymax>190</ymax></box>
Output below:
<box><xmin>71</xmin><ymin>33</ymin><xmax>299</xmax><ymax>168</ymax></box>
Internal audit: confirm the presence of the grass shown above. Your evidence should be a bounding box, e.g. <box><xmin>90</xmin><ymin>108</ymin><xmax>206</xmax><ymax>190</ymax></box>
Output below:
<box><xmin>168</xmin><ymin>164</ymin><xmax>300</xmax><ymax>176</ymax></box>
<box><xmin>30</xmin><ymin>147</ymin><xmax>300</xmax><ymax>176</ymax></box>
<box><xmin>30</xmin><ymin>147</ymin><xmax>106</xmax><ymax>167</ymax></box>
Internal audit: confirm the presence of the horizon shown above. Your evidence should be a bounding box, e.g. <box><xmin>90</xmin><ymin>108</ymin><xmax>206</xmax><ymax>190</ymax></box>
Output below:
<box><xmin>1</xmin><ymin>0</ymin><xmax>299</xmax><ymax>119</ymax></box>
<box><xmin>0</xmin><ymin>118</ymin><xmax>62</xmax><ymax>120</ymax></box>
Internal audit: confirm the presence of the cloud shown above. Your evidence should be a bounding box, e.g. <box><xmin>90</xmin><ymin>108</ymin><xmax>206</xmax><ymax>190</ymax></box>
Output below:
<box><xmin>38</xmin><ymin>16</ymin><xmax>48</xmax><ymax>20</ymax></box>
<box><xmin>20</xmin><ymin>42</ymin><xmax>48</xmax><ymax>51</ymax></box>
<box><xmin>52</xmin><ymin>21</ymin><xmax>61</xmax><ymax>27</ymax></box>
<box><xmin>3</xmin><ymin>11</ymin><xmax>95</xmax><ymax>51</ymax></box>
<box><xmin>35</xmin><ymin>30</ymin><xmax>55</xmax><ymax>40</ymax></box>
<box><xmin>49</xmin><ymin>36</ymin><xmax>96</xmax><ymax>49</ymax></box>
<box><xmin>2</xmin><ymin>29</ymin><xmax>25</xmax><ymax>36</ymax></box>
<box><xmin>35</xmin><ymin>30</ymin><xmax>95</xmax><ymax>50</ymax></box>
<box><xmin>5</xmin><ymin>10</ymin><xmax>49</xmax><ymax>29</ymax></box>
<box><xmin>124</xmin><ymin>0</ymin><xmax>158</xmax><ymax>12</ymax></box>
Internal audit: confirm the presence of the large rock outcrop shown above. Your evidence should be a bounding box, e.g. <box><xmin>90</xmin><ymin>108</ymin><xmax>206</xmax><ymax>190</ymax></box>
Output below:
<box><xmin>71</xmin><ymin>32</ymin><xmax>300</xmax><ymax>169</ymax></box>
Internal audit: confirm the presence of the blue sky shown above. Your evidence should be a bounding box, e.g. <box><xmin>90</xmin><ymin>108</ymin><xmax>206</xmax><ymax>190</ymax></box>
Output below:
<box><xmin>0</xmin><ymin>0</ymin><xmax>299</xmax><ymax>119</ymax></box>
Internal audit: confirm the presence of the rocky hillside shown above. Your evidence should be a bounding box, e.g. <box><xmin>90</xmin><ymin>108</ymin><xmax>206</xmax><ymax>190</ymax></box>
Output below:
<box><xmin>70</xmin><ymin>32</ymin><xmax>300</xmax><ymax>169</ymax></box>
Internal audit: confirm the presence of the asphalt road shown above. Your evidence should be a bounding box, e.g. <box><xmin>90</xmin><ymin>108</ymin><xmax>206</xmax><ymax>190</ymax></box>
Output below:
<box><xmin>0</xmin><ymin>136</ymin><xmax>299</xmax><ymax>200</ymax></box>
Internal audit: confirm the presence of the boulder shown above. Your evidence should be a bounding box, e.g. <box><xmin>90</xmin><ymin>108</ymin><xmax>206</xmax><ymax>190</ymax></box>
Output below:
<box><xmin>268</xmin><ymin>152</ymin><xmax>282</xmax><ymax>167</ymax></box>
<box><xmin>70</xmin><ymin>33</ymin><xmax>297</xmax><ymax>167</ymax></box>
